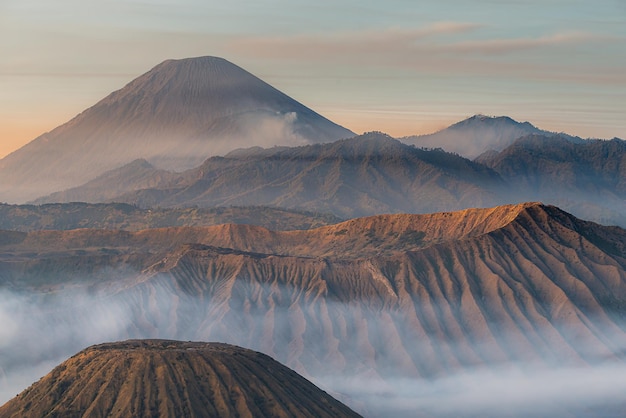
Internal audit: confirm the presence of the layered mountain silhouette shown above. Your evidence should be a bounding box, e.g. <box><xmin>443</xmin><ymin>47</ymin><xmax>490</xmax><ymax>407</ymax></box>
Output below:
<box><xmin>2</xmin><ymin>50</ymin><xmax>625</xmax><ymax>418</ymax></box>
<box><xmin>0</xmin><ymin>340</ymin><xmax>361</xmax><ymax>418</ymax></box>
<box><xmin>477</xmin><ymin>134</ymin><xmax>626</xmax><ymax>226</ymax></box>
<box><xmin>401</xmin><ymin>114</ymin><xmax>574</xmax><ymax>158</ymax></box>
<box><xmin>0</xmin><ymin>56</ymin><xmax>353</xmax><ymax>203</ymax></box>
<box><xmin>2</xmin><ymin>202</ymin><xmax>626</xmax><ymax>416</ymax></box>
<box><xmin>33</xmin><ymin>130</ymin><xmax>626</xmax><ymax>227</ymax></box>
<box><xmin>35</xmin><ymin>132</ymin><xmax>507</xmax><ymax>217</ymax></box>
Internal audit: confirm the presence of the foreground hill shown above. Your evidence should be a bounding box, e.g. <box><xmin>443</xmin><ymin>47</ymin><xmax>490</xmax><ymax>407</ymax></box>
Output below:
<box><xmin>0</xmin><ymin>56</ymin><xmax>353</xmax><ymax>203</ymax></box>
<box><xmin>35</xmin><ymin>133</ymin><xmax>506</xmax><ymax>218</ymax></box>
<box><xmin>1</xmin><ymin>202</ymin><xmax>625</xmax><ymax>416</ymax></box>
<box><xmin>0</xmin><ymin>340</ymin><xmax>361</xmax><ymax>418</ymax></box>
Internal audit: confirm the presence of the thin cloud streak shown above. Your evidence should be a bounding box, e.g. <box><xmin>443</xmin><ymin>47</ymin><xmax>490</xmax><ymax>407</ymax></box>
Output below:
<box><xmin>229</xmin><ymin>26</ymin><xmax>625</xmax><ymax>86</ymax></box>
<box><xmin>445</xmin><ymin>31</ymin><xmax>617</xmax><ymax>55</ymax></box>
<box><xmin>0</xmin><ymin>72</ymin><xmax>138</xmax><ymax>79</ymax></box>
<box><xmin>230</xmin><ymin>25</ymin><xmax>615</xmax><ymax>59</ymax></box>
<box><xmin>230</xmin><ymin>22</ymin><xmax>483</xmax><ymax>58</ymax></box>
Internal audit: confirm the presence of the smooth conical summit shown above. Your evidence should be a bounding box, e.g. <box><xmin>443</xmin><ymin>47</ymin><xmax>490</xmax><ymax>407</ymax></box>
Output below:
<box><xmin>0</xmin><ymin>56</ymin><xmax>354</xmax><ymax>203</ymax></box>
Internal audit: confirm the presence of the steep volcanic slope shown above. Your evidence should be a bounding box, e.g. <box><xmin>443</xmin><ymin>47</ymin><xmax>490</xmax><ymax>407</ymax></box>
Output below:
<box><xmin>2</xmin><ymin>203</ymin><xmax>626</xmax><ymax>416</ymax></box>
<box><xmin>0</xmin><ymin>56</ymin><xmax>353</xmax><ymax>203</ymax></box>
<box><xmin>401</xmin><ymin>114</ymin><xmax>554</xmax><ymax>158</ymax></box>
<box><xmin>0</xmin><ymin>340</ymin><xmax>361</xmax><ymax>418</ymax></box>
<box><xmin>110</xmin><ymin>204</ymin><xmax>626</xmax><ymax>374</ymax></box>
<box><xmin>476</xmin><ymin>135</ymin><xmax>626</xmax><ymax>226</ymax></box>
<box><xmin>38</xmin><ymin>133</ymin><xmax>506</xmax><ymax>217</ymax></box>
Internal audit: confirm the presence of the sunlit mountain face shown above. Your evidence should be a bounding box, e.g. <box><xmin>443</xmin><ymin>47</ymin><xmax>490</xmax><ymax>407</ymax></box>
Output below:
<box><xmin>1</xmin><ymin>203</ymin><xmax>626</xmax><ymax>417</ymax></box>
<box><xmin>0</xmin><ymin>340</ymin><xmax>361</xmax><ymax>418</ymax></box>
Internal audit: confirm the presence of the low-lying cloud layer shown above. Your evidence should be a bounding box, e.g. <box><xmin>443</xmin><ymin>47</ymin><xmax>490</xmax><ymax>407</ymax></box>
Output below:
<box><xmin>320</xmin><ymin>363</ymin><xmax>626</xmax><ymax>417</ymax></box>
<box><xmin>1</xmin><ymin>282</ymin><xmax>626</xmax><ymax>417</ymax></box>
<box><xmin>0</xmin><ymin>292</ymin><xmax>124</xmax><ymax>400</ymax></box>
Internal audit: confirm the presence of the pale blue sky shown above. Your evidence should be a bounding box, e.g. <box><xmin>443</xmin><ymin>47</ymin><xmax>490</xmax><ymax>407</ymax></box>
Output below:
<box><xmin>1</xmin><ymin>0</ymin><xmax>625</xmax><ymax>157</ymax></box>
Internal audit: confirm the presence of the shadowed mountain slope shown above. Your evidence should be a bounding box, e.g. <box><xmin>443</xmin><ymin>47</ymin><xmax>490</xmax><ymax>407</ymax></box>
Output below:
<box><xmin>31</xmin><ymin>129</ymin><xmax>626</xmax><ymax>228</ymax></box>
<box><xmin>36</xmin><ymin>133</ymin><xmax>506</xmax><ymax>218</ymax></box>
<box><xmin>0</xmin><ymin>340</ymin><xmax>361</xmax><ymax>418</ymax></box>
<box><xmin>476</xmin><ymin>135</ymin><xmax>626</xmax><ymax>226</ymax></box>
<box><xmin>31</xmin><ymin>159</ymin><xmax>190</xmax><ymax>205</ymax></box>
<box><xmin>476</xmin><ymin>135</ymin><xmax>626</xmax><ymax>193</ymax></box>
<box><xmin>0</xmin><ymin>56</ymin><xmax>353</xmax><ymax>203</ymax></box>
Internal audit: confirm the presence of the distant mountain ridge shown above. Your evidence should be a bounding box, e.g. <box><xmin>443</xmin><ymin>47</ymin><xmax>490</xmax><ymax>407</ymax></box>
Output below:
<box><xmin>476</xmin><ymin>135</ymin><xmax>626</xmax><ymax>193</ymax></box>
<box><xmin>35</xmin><ymin>132</ymin><xmax>507</xmax><ymax>217</ymax></box>
<box><xmin>33</xmin><ymin>130</ymin><xmax>626</xmax><ymax>228</ymax></box>
<box><xmin>476</xmin><ymin>134</ymin><xmax>626</xmax><ymax>226</ymax></box>
<box><xmin>0</xmin><ymin>56</ymin><xmax>353</xmax><ymax>203</ymax></box>
<box><xmin>33</xmin><ymin>159</ymin><xmax>191</xmax><ymax>204</ymax></box>
<box><xmin>402</xmin><ymin>114</ymin><xmax>579</xmax><ymax>158</ymax></box>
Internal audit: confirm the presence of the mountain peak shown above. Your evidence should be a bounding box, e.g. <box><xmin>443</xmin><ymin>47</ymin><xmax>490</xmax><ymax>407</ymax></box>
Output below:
<box><xmin>450</xmin><ymin>114</ymin><xmax>537</xmax><ymax>130</ymax></box>
<box><xmin>402</xmin><ymin>114</ymin><xmax>544</xmax><ymax>158</ymax></box>
<box><xmin>0</xmin><ymin>56</ymin><xmax>353</xmax><ymax>203</ymax></box>
<box><xmin>109</xmin><ymin>55</ymin><xmax>276</xmax><ymax>111</ymax></box>
<box><xmin>141</xmin><ymin>56</ymin><xmax>233</xmax><ymax>74</ymax></box>
<box><xmin>159</xmin><ymin>55</ymin><xmax>229</xmax><ymax>66</ymax></box>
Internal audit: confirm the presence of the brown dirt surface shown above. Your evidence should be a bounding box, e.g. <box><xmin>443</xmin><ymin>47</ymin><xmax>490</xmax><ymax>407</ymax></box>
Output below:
<box><xmin>0</xmin><ymin>340</ymin><xmax>362</xmax><ymax>418</ymax></box>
